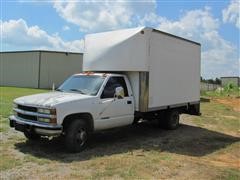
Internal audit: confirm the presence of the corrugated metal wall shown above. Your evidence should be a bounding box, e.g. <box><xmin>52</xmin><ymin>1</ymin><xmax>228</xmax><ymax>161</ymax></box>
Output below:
<box><xmin>0</xmin><ymin>51</ymin><xmax>83</xmax><ymax>89</ymax></box>
<box><xmin>39</xmin><ymin>52</ymin><xmax>82</xmax><ymax>89</ymax></box>
<box><xmin>221</xmin><ymin>77</ymin><xmax>240</xmax><ymax>87</ymax></box>
<box><xmin>0</xmin><ymin>52</ymin><xmax>40</xmax><ymax>88</ymax></box>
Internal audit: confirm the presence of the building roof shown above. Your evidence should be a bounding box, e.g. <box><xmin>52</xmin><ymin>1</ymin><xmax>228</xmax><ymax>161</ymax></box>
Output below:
<box><xmin>221</xmin><ymin>76</ymin><xmax>240</xmax><ymax>79</ymax></box>
<box><xmin>0</xmin><ymin>50</ymin><xmax>83</xmax><ymax>55</ymax></box>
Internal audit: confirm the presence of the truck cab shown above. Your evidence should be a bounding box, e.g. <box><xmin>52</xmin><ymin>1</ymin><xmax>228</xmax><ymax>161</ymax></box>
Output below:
<box><xmin>9</xmin><ymin>73</ymin><xmax>135</xmax><ymax>152</ymax></box>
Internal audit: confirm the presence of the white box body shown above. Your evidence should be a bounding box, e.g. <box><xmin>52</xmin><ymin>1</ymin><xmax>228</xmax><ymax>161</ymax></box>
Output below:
<box><xmin>84</xmin><ymin>27</ymin><xmax>201</xmax><ymax>112</ymax></box>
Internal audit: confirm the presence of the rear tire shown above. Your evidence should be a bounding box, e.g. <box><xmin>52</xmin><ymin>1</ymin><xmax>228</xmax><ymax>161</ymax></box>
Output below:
<box><xmin>24</xmin><ymin>131</ymin><xmax>40</xmax><ymax>141</ymax></box>
<box><xmin>164</xmin><ymin>110</ymin><xmax>180</xmax><ymax>130</ymax></box>
<box><xmin>64</xmin><ymin>120</ymin><xmax>88</xmax><ymax>153</ymax></box>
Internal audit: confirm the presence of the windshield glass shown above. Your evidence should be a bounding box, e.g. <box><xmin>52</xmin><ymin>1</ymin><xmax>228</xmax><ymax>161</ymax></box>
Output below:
<box><xmin>57</xmin><ymin>75</ymin><xmax>105</xmax><ymax>96</ymax></box>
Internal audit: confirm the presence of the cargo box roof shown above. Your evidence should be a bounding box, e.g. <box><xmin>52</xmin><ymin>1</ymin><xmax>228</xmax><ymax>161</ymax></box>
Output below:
<box><xmin>83</xmin><ymin>27</ymin><xmax>200</xmax><ymax>72</ymax></box>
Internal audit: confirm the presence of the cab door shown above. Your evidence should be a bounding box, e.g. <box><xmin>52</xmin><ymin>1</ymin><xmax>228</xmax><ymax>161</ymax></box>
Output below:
<box><xmin>96</xmin><ymin>76</ymin><xmax>134</xmax><ymax>130</ymax></box>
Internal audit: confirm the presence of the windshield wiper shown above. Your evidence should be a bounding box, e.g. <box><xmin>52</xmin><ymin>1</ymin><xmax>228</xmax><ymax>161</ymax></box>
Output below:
<box><xmin>69</xmin><ymin>89</ymin><xmax>86</xmax><ymax>94</ymax></box>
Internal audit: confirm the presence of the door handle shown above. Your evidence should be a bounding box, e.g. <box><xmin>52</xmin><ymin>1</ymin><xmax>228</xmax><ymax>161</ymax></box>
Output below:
<box><xmin>127</xmin><ymin>101</ymin><xmax>132</xmax><ymax>104</ymax></box>
<box><xmin>99</xmin><ymin>99</ymin><xmax>114</xmax><ymax>104</ymax></box>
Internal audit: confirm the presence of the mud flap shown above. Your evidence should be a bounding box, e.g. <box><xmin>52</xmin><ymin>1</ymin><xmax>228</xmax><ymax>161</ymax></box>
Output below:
<box><xmin>189</xmin><ymin>103</ymin><xmax>201</xmax><ymax>116</ymax></box>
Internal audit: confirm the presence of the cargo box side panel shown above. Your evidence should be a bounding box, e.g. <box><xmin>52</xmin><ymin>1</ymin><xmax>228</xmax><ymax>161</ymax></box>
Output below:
<box><xmin>148</xmin><ymin>31</ymin><xmax>200</xmax><ymax>109</ymax></box>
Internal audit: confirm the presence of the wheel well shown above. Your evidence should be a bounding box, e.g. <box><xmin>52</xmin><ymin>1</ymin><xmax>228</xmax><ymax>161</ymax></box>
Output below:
<box><xmin>141</xmin><ymin>107</ymin><xmax>185</xmax><ymax>120</ymax></box>
<box><xmin>62</xmin><ymin>113</ymin><xmax>94</xmax><ymax>133</ymax></box>
<box><xmin>166</xmin><ymin>106</ymin><xmax>188</xmax><ymax>114</ymax></box>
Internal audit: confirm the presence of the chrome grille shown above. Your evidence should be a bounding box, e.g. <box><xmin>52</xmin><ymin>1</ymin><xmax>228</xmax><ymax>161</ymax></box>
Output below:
<box><xmin>17</xmin><ymin>113</ymin><xmax>37</xmax><ymax>121</ymax></box>
<box><xmin>14</xmin><ymin>104</ymin><xmax>55</xmax><ymax>122</ymax></box>
<box><xmin>17</xmin><ymin>104</ymin><xmax>37</xmax><ymax>112</ymax></box>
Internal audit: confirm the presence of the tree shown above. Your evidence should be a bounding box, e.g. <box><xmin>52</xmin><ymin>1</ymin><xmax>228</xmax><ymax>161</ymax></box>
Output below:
<box><xmin>215</xmin><ymin>78</ymin><xmax>221</xmax><ymax>85</ymax></box>
<box><xmin>207</xmin><ymin>79</ymin><xmax>214</xmax><ymax>84</ymax></box>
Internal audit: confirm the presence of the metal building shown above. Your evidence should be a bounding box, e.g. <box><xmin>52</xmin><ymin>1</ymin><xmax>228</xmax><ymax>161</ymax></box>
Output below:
<box><xmin>0</xmin><ymin>50</ymin><xmax>83</xmax><ymax>89</ymax></box>
<box><xmin>221</xmin><ymin>76</ymin><xmax>240</xmax><ymax>87</ymax></box>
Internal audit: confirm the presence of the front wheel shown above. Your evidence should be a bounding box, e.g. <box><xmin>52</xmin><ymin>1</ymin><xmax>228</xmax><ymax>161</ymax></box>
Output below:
<box><xmin>164</xmin><ymin>110</ymin><xmax>180</xmax><ymax>130</ymax></box>
<box><xmin>64</xmin><ymin>120</ymin><xmax>88</xmax><ymax>153</ymax></box>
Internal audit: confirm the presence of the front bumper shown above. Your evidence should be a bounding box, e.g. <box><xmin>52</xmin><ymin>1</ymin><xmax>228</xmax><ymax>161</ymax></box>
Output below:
<box><xmin>9</xmin><ymin>115</ymin><xmax>62</xmax><ymax>136</ymax></box>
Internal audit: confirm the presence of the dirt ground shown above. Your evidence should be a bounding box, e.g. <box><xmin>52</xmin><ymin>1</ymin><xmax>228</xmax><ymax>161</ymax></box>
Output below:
<box><xmin>0</xmin><ymin>98</ymin><xmax>240</xmax><ymax>179</ymax></box>
<box><xmin>214</xmin><ymin>97</ymin><xmax>240</xmax><ymax>112</ymax></box>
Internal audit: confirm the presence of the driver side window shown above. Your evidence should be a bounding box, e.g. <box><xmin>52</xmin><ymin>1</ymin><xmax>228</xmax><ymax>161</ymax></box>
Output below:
<box><xmin>101</xmin><ymin>77</ymin><xmax>128</xmax><ymax>99</ymax></box>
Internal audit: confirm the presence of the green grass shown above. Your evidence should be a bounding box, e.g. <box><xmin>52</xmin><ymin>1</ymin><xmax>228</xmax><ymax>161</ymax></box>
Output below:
<box><xmin>220</xmin><ymin>169</ymin><xmax>240</xmax><ymax>180</ymax></box>
<box><xmin>0</xmin><ymin>154</ymin><xmax>23</xmax><ymax>170</ymax></box>
<box><xmin>201</xmin><ymin>88</ymin><xmax>240</xmax><ymax>98</ymax></box>
<box><xmin>0</xmin><ymin>86</ymin><xmax>48</xmax><ymax>132</ymax></box>
<box><xmin>192</xmin><ymin>101</ymin><xmax>240</xmax><ymax>133</ymax></box>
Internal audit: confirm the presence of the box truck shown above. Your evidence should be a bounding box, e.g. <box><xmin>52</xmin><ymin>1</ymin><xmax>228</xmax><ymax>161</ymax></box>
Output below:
<box><xmin>9</xmin><ymin>27</ymin><xmax>201</xmax><ymax>152</ymax></box>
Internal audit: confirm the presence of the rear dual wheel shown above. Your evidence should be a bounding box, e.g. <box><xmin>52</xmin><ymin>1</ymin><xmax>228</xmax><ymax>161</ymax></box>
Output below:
<box><xmin>165</xmin><ymin>110</ymin><xmax>180</xmax><ymax>130</ymax></box>
<box><xmin>159</xmin><ymin>110</ymin><xmax>180</xmax><ymax>130</ymax></box>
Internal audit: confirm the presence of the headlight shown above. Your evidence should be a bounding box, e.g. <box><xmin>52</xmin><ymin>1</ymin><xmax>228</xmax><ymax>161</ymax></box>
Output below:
<box><xmin>38</xmin><ymin>108</ymin><xmax>56</xmax><ymax>115</ymax></box>
<box><xmin>38</xmin><ymin>117</ymin><xmax>57</xmax><ymax>124</ymax></box>
<box><xmin>38</xmin><ymin>108</ymin><xmax>51</xmax><ymax>114</ymax></box>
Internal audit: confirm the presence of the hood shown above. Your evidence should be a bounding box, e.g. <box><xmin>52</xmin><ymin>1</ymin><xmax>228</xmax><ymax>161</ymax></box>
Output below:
<box><xmin>14</xmin><ymin>91</ymin><xmax>95</xmax><ymax>107</ymax></box>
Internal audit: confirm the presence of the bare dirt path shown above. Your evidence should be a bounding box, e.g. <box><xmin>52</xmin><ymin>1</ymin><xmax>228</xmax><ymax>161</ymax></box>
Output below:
<box><xmin>214</xmin><ymin>98</ymin><xmax>240</xmax><ymax>112</ymax></box>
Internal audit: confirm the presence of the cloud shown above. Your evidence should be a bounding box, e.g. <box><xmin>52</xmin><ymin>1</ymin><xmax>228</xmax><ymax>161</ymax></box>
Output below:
<box><xmin>222</xmin><ymin>0</ymin><xmax>240</xmax><ymax>28</ymax></box>
<box><xmin>53</xmin><ymin>0</ymin><xmax>156</xmax><ymax>32</ymax></box>
<box><xmin>157</xmin><ymin>7</ymin><xmax>219</xmax><ymax>41</ymax></box>
<box><xmin>1</xmin><ymin>19</ymin><xmax>84</xmax><ymax>52</ymax></box>
<box><xmin>62</xmin><ymin>25</ymin><xmax>70</xmax><ymax>31</ymax></box>
<box><xmin>139</xmin><ymin>12</ymin><xmax>165</xmax><ymax>27</ymax></box>
<box><xmin>141</xmin><ymin>7</ymin><xmax>239</xmax><ymax>78</ymax></box>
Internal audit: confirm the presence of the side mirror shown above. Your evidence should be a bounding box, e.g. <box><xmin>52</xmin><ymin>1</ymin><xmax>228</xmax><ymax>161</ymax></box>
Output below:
<box><xmin>114</xmin><ymin>87</ymin><xmax>124</xmax><ymax>99</ymax></box>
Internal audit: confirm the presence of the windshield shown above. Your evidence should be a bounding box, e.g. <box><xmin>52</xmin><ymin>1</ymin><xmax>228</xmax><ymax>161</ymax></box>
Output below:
<box><xmin>57</xmin><ymin>75</ymin><xmax>105</xmax><ymax>96</ymax></box>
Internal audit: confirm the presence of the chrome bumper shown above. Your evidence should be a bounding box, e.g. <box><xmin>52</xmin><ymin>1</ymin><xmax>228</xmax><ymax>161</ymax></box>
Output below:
<box><xmin>9</xmin><ymin>115</ymin><xmax>62</xmax><ymax>136</ymax></box>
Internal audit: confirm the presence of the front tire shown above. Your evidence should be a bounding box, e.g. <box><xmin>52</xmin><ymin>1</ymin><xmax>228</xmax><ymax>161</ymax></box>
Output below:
<box><xmin>164</xmin><ymin>110</ymin><xmax>180</xmax><ymax>130</ymax></box>
<box><xmin>64</xmin><ymin>120</ymin><xmax>88</xmax><ymax>153</ymax></box>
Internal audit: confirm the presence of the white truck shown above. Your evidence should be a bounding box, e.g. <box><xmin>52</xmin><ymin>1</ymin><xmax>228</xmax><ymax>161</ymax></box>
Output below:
<box><xmin>9</xmin><ymin>27</ymin><xmax>201</xmax><ymax>152</ymax></box>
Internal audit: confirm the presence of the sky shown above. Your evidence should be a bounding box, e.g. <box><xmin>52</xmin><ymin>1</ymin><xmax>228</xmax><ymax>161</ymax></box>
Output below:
<box><xmin>1</xmin><ymin>0</ymin><xmax>239</xmax><ymax>79</ymax></box>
